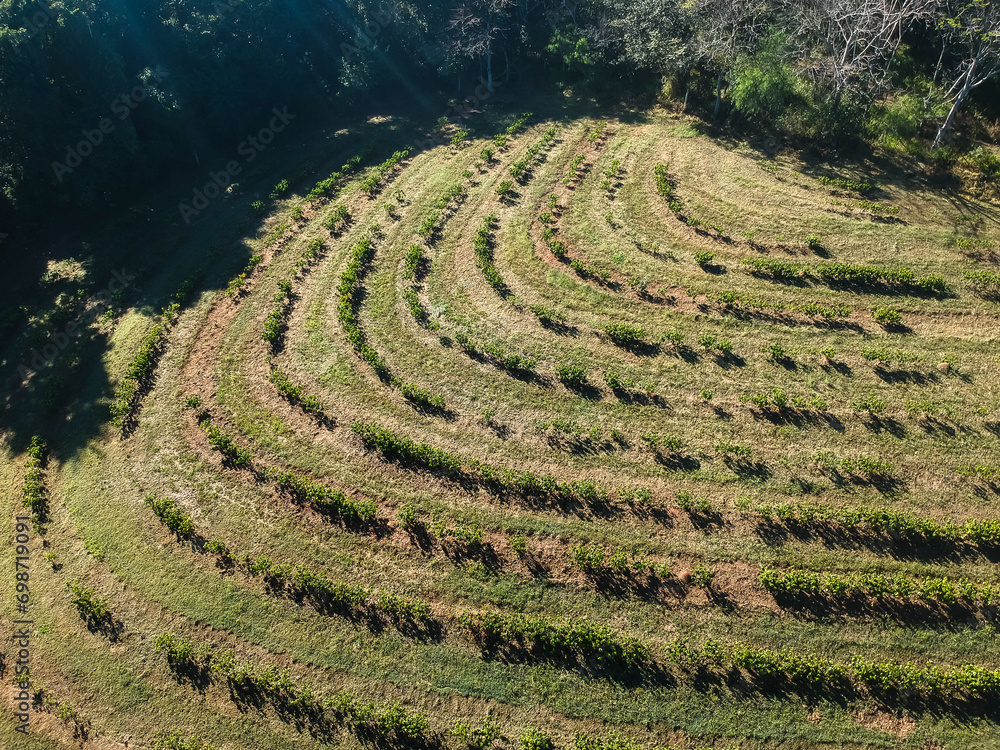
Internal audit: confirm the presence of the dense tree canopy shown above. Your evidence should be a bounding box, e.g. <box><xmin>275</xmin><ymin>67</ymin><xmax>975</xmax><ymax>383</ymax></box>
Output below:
<box><xmin>1</xmin><ymin>0</ymin><xmax>997</xmax><ymax>226</ymax></box>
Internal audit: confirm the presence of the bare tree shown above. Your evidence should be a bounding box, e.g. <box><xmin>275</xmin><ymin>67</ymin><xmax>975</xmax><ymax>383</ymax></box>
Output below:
<box><xmin>782</xmin><ymin>0</ymin><xmax>940</xmax><ymax>113</ymax></box>
<box><xmin>932</xmin><ymin>0</ymin><xmax>1000</xmax><ymax>148</ymax></box>
<box><xmin>449</xmin><ymin>0</ymin><xmax>517</xmax><ymax>90</ymax></box>
<box><xmin>692</xmin><ymin>0</ymin><xmax>768</xmax><ymax>118</ymax></box>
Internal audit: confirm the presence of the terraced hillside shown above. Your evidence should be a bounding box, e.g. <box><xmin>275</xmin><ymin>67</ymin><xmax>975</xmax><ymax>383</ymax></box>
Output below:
<box><xmin>5</xmin><ymin>109</ymin><xmax>1000</xmax><ymax>749</ymax></box>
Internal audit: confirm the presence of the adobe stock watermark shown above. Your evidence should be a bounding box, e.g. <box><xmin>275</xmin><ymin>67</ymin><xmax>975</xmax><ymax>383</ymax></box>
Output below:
<box><xmin>339</xmin><ymin>4</ymin><xmax>395</xmax><ymax>62</ymax></box>
<box><xmin>16</xmin><ymin>267</ymin><xmax>135</xmax><ymax>383</ymax></box>
<box><xmin>16</xmin><ymin>0</ymin><xmax>58</xmax><ymax>38</ymax></box>
<box><xmin>177</xmin><ymin>106</ymin><xmax>296</xmax><ymax>224</ymax></box>
<box><xmin>12</xmin><ymin>516</ymin><xmax>32</xmax><ymax>735</ymax></box>
<box><xmin>51</xmin><ymin>65</ymin><xmax>169</xmax><ymax>183</ymax></box>
<box><xmin>414</xmin><ymin>78</ymin><xmax>503</xmax><ymax>153</ymax></box>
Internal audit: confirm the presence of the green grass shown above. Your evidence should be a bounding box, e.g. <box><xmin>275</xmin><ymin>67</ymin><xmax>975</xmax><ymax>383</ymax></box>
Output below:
<box><xmin>4</xmin><ymin>104</ymin><xmax>1000</xmax><ymax>749</ymax></box>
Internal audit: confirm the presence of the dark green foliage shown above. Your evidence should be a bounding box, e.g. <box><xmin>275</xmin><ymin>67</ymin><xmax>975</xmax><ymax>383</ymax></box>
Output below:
<box><xmin>472</xmin><ymin>214</ymin><xmax>507</xmax><ymax>294</ymax></box>
<box><xmin>352</xmin><ymin>422</ymin><xmax>463</xmax><ymax>474</ymax></box>
<box><xmin>359</xmin><ymin>150</ymin><xmax>412</xmax><ymax>196</ymax></box>
<box><xmin>872</xmin><ymin>306</ymin><xmax>903</xmax><ymax>327</ymax></box>
<box><xmin>694</xmin><ymin>251</ymin><xmax>715</xmax><ymax>267</ymax></box>
<box><xmin>307</xmin><ymin>156</ymin><xmax>362</xmax><ymax>203</ymax></box>
<box><xmin>403</xmin><ymin>244</ymin><xmax>424</xmax><ymax>279</ymax></box>
<box><xmin>262</xmin><ymin>277</ymin><xmax>294</xmax><ymax>351</ymax></box>
<box><xmin>748</xmin><ymin>500</ymin><xmax>1000</xmax><ymax>547</ymax></box>
<box><xmin>200</xmin><ymin>418</ymin><xmax>253</xmax><ymax>468</ymax></box>
<box><xmin>264</xmin><ymin>467</ymin><xmax>376</xmax><ymax>521</ymax></box>
<box><xmin>966</xmin><ymin>270</ymin><xmax>1000</xmax><ymax>296</ymax></box>
<box><xmin>743</xmin><ymin>258</ymin><xmax>947</xmax><ymax>296</ymax></box>
<box><xmin>653</xmin><ymin>163</ymin><xmax>672</xmax><ymax>196</ymax></box>
<box><xmin>741</xmin><ymin>257</ymin><xmax>802</xmax><ymax>279</ymax></box>
<box><xmin>555</xmin><ymin>363</ymin><xmax>587</xmax><ymax>388</ymax></box>
<box><xmin>22</xmin><ymin>436</ymin><xmax>46</xmax><ymax>511</ymax></box>
<box><xmin>509</xmin><ymin>128</ymin><xmax>557</xmax><ymax>180</ymax></box>
<box><xmin>840</xmin><ymin>456</ymin><xmax>894</xmax><ymax>478</ymax></box>
<box><xmin>110</xmin><ymin>323</ymin><xmax>165</xmax><ymax>427</ymax></box>
<box><xmin>801</xmin><ymin>301</ymin><xmax>851</xmax><ymax>318</ymax></box>
<box><xmin>402</xmin><ymin>288</ymin><xmax>429</xmax><ymax>325</ymax></box>
<box><xmin>816</xmin><ymin>175</ymin><xmax>873</xmax><ymax>193</ymax></box>
<box><xmin>675</xmin><ymin>491</ymin><xmax>711</xmax><ymax>514</ymax></box>
<box><xmin>714</xmin><ymin>439</ymin><xmax>752</xmax><ymax>457</ymax></box>
<box><xmin>601</xmin><ymin>323</ymin><xmax>645</xmax><ymax>345</ymax></box>
<box><xmin>396</xmin><ymin>381</ymin><xmax>446</xmax><ymax>409</ymax></box>
<box><xmin>458</xmin><ymin>611</ymin><xmax>650</xmax><ymax>666</ymax></box>
<box><xmin>451</xmin><ymin>715</ymin><xmax>502</xmax><ymax>749</ymax></box>
<box><xmin>151</xmin><ymin>730</ymin><xmax>218</xmax><ymax>750</ymax></box>
<box><xmin>762</xmin><ymin>567</ymin><xmax>1000</xmax><ymax>606</ymax></box>
<box><xmin>529</xmin><ymin>304</ymin><xmax>565</xmax><ymax>325</ymax></box>
<box><xmin>144</xmin><ymin>495</ymin><xmax>195</xmax><ymax>536</ymax></box>
<box><xmin>337</xmin><ymin>236</ymin><xmax>392</xmax><ymax>379</ymax></box>
<box><xmin>353</xmin><ymin>421</ymin><xmax>620</xmax><ymax>507</ymax></box>
<box><xmin>66</xmin><ymin>579</ymin><xmax>109</xmax><ymax>623</ymax></box>
<box><xmin>268</xmin><ymin>367</ymin><xmax>323</xmax><ymax>414</ymax></box>
<box><xmin>322</xmin><ymin>204</ymin><xmax>351</xmax><ymax>234</ymax></box>
<box><xmin>520</xmin><ymin>727</ymin><xmax>556</xmax><ymax>750</ymax></box>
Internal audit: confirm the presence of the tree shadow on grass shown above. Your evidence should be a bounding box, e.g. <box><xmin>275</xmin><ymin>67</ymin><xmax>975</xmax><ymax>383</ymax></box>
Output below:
<box><xmin>653</xmin><ymin>452</ymin><xmax>701</xmax><ymax>472</ymax></box>
<box><xmin>611</xmin><ymin>388</ymin><xmax>671</xmax><ymax>409</ymax></box>
<box><xmin>751</xmin><ymin>519</ymin><xmax>1000</xmax><ymax>563</ymax></box>
<box><xmin>608</xmin><ymin>339</ymin><xmax>662</xmax><ymax>358</ymax></box>
<box><xmin>562</xmin><ymin>381</ymin><xmax>603</xmax><ymax>400</ymax></box>
<box><xmin>753</xmin><ymin>407</ymin><xmax>846</xmax><ymax>433</ymax></box>
<box><xmin>713</xmin><ymin>353</ymin><xmax>746</xmax><ymax>370</ymax></box>
<box><xmin>771</xmin><ymin>590</ymin><xmax>994</xmax><ymax>630</ymax></box>
<box><xmin>537</xmin><ymin>317</ymin><xmax>579</xmax><ymax>336</ymax></box>
<box><xmin>724</xmin><ymin>456</ymin><xmax>771</xmax><ymax>481</ymax></box>
<box><xmin>874</xmin><ymin>367</ymin><xmax>939</xmax><ymax>385</ymax></box>
<box><xmin>859</xmin><ymin>415</ymin><xmax>907</xmax><ymax>438</ymax></box>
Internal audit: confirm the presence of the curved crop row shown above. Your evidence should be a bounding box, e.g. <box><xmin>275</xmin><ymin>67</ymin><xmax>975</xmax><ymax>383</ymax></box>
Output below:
<box><xmin>747</xmin><ymin>500</ymin><xmax>1000</xmax><ymax>547</ymax></box>
<box><xmin>351</xmin><ymin>420</ymin><xmax>646</xmax><ymax>508</ymax></box>
<box><xmin>306</xmin><ymin>154</ymin><xmax>363</xmax><ymax>203</ymax></box>
<box><xmin>21</xmin><ymin>435</ymin><xmax>46</xmax><ymax>515</ymax></box>
<box><xmin>263</xmin><ymin>466</ymin><xmax>376</xmax><ymax>521</ymax></box>
<box><xmin>458</xmin><ymin>610</ymin><xmax>650</xmax><ymax>666</ymax></box>
<box><xmin>155</xmin><ymin>635</ymin><xmax>429</xmax><ymax>740</ymax></box>
<box><xmin>760</xmin><ymin>567</ymin><xmax>1000</xmax><ymax>607</ymax></box>
<box><xmin>741</xmin><ymin>258</ymin><xmax>947</xmax><ymax>295</ymax></box>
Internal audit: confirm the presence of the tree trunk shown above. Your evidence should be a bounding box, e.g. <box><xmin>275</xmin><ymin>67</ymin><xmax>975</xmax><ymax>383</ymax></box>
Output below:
<box><xmin>933</xmin><ymin>81</ymin><xmax>971</xmax><ymax>149</ymax></box>
<box><xmin>713</xmin><ymin>71</ymin><xmax>723</xmax><ymax>119</ymax></box>
<box><xmin>487</xmin><ymin>51</ymin><xmax>493</xmax><ymax>91</ymax></box>
<box><xmin>831</xmin><ymin>86</ymin><xmax>843</xmax><ymax>119</ymax></box>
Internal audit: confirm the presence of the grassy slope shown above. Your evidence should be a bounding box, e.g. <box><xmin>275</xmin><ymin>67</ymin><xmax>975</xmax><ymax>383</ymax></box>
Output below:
<box><xmin>2</xmin><ymin>102</ymin><xmax>1000</xmax><ymax>748</ymax></box>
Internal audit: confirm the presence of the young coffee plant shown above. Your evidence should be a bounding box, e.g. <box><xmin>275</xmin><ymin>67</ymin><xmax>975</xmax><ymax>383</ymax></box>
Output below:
<box><xmin>601</xmin><ymin>322</ymin><xmax>646</xmax><ymax>346</ymax></box>
<box><xmin>555</xmin><ymin>363</ymin><xmax>587</xmax><ymax>388</ymax></box>
<box><xmin>144</xmin><ymin>495</ymin><xmax>194</xmax><ymax>536</ymax></box>
<box><xmin>675</xmin><ymin>491</ymin><xmax>711</xmax><ymax>514</ymax></box>
<box><xmin>872</xmin><ymin>306</ymin><xmax>903</xmax><ymax>327</ymax></box>
<box><xmin>694</xmin><ymin>251</ymin><xmax>715</xmax><ymax>268</ymax></box>
<box><xmin>323</xmin><ymin>203</ymin><xmax>351</xmax><ymax>234</ymax></box>
<box><xmin>268</xmin><ymin>367</ymin><xmax>323</xmax><ymax>414</ymax></box>
<box><xmin>200</xmin><ymin>417</ymin><xmax>254</xmax><ymax>468</ymax></box>
<box><xmin>653</xmin><ymin>163</ymin><xmax>672</xmax><ymax>197</ymax></box>
<box><xmin>451</xmin><ymin>715</ymin><xmax>503</xmax><ymax>750</ymax></box>
<box><xmin>65</xmin><ymin>579</ymin><xmax>109</xmax><ymax>624</ymax></box>
<box><xmin>691</xmin><ymin>564</ymin><xmax>716</xmax><ymax>588</ymax></box>
<box><xmin>22</xmin><ymin>435</ymin><xmax>46</xmax><ymax>513</ymax></box>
